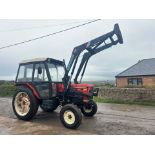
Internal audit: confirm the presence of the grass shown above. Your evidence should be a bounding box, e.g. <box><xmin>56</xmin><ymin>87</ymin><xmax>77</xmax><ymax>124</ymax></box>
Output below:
<box><xmin>94</xmin><ymin>97</ymin><xmax>155</xmax><ymax>106</ymax></box>
<box><xmin>0</xmin><ymin>83</ymin><xmax>16</xmax><ymax>97</ymax></box>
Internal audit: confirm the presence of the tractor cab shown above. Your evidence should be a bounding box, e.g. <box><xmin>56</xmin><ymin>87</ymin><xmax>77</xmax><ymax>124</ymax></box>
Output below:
<box><xmin>16</xmin><ymin>58</ymin><xmax>65</xmax><ymax>99</ymax></box>
<box><xmin>15</xmin><ymin>57</ymin><xmax>96</xmax><ymax>100</ymax></box>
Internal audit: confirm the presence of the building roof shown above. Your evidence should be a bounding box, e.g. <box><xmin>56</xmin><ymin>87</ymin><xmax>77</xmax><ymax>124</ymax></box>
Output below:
<box><xmin>116</xmin><ymin>58</ymin><xmax>155</xmax><ymax>77</ymax></box>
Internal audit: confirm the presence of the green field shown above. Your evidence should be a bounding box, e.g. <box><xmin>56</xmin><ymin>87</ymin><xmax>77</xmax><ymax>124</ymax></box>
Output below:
<box><xmin>0</xmin><ymin>81</ymin><xmax>15</xmax><ymax>97</ymax></box>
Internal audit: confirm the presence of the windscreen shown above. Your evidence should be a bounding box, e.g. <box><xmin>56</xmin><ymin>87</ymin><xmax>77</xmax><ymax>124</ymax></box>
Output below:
<box><xmin>47</xmin><ymin>63</ymin><xmax>65</xmax><ymax>82</ymax></box>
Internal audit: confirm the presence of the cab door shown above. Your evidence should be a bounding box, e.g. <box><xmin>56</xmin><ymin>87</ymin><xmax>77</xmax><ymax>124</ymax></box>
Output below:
<box><xmin>33</xmin><ymin>63</ymin><xmax>51</xmax><ymax>99</ymax></box>
<box><xmin>47</xmin><ymin>63</ymin><xmax>65</xmax><ymax>98</ymax></box>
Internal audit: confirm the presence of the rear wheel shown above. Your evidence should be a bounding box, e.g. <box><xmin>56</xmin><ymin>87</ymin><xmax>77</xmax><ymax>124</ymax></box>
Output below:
<box><xmin>60</xmin><ymin>104</ymin><xmax>82</xmax><ymax>129</ymax></box>
<box><xmin>81</xmin><ymin>101</ymin><xmax>97</xmax><ymax>117</ymax></box>
<box><xmin>12</xmin><ymin>87</ymin><xmax>39</xmax><ymax>121</ymax></box>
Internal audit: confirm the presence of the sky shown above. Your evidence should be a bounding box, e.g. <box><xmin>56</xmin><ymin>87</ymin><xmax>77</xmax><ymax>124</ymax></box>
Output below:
<box><xmin>0</xmin><ymin>19</ymin><xmax>155</xmax><ymax>81</ymax></box>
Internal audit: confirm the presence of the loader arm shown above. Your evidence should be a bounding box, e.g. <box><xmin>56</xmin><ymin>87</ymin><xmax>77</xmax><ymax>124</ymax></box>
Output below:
<box><xmin>63</xmin><ymin>23</ymin><xmax>123</xmax><ymax>88</ymax></box>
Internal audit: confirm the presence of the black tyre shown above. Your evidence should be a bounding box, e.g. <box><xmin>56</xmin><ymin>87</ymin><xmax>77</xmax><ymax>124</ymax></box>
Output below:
<box><xmin>60</xmin><ymin>104</ymin><xmax>82</xmax><ymax>129</ymax></box>
<box><xmin>12</xmin><ymin>87</ymin><xmax>39</xmax><ymax>121</ymax></box>
<box><xmin>81</xmin><ymin>101</ymin><xmax>97</xmax><ymax>117</ymax></box>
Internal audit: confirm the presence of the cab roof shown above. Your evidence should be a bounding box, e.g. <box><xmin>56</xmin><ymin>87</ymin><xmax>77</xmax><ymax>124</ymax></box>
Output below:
<box><xmin>20</xmin><ymin>58</ymin><xmax>64</xmax><ymax>65</ymax></box>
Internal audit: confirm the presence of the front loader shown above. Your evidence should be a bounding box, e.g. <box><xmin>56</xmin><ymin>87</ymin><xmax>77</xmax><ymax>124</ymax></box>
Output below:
<box><xmin>12</xmin><ymin>23</ymin><xmax>123</xmax><ymax>129</ymax></box>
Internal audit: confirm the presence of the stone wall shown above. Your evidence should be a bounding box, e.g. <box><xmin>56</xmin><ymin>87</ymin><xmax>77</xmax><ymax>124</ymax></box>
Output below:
<box><xmin>99</xmin><ymin>87</ymin><xmax>155</xmax><ymax>101</ymax></box>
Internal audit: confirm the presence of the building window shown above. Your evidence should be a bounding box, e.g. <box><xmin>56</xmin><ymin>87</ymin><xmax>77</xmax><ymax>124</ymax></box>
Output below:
<box><xmin>128</xmin><ymin>78</ymin><xmax>143</xmax><ymax>86</ymax></box>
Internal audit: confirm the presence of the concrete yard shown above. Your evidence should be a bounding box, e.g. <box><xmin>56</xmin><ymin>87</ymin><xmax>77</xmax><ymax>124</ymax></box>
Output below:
<box><xmin>0</xmin><ymin>97</ymin><xmax>155</xmax><ymax>135</ymax></box>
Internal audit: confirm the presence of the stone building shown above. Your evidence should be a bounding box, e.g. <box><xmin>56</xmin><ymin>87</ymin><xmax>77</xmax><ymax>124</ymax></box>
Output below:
<box><xmin>116</xmin><ymin>58</ymin><xmax>155</xmax><ymax>87</ymax></box>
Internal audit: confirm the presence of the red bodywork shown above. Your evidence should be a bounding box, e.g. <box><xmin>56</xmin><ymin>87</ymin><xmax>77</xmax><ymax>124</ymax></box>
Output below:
<box><xmin>70</xmin><ymin>83</ymin><xmax>94</xmax><ymax>102</ymax></box>
<box><xmin>70</xmin><ymin>83</ymin><xmax>94</xmax><ymax>95</ymax></box>
<box><xmin>58</xmin><ymin>83</ymin><xmax>94</xmax><ymax>95</ymax></box>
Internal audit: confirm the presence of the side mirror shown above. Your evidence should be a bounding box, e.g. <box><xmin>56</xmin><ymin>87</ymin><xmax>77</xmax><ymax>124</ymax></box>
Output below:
<box><xmin>38</xmin><ymin>66</ymin><xmax>42</xmax><ymax>74</ymax></box>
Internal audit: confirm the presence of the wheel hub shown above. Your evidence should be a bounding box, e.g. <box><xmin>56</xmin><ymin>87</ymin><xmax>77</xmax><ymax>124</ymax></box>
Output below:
<box><xmin>15</xmin><ymin>92</ymin><xmax>30</xmax><ymax>116</ymax></box>
<box><xmin>83</xmin><ymin>105</ymin><xmax>93</xmax><ymax>113</ymax></box>
<box><xmin>64</xmin><ymin>110</ymin><xmax>75</xmax><ymax>125</ymax></box>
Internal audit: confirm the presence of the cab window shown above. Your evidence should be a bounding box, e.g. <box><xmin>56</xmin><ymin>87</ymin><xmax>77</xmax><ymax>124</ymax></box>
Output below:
<box><xmin>34</xmin><ymin>63</ymin><xmax>48</xmax><ymax>82</ymax></box>
<box><xmin>17</xmin><ymin>64</ymin><xmax>33</xmax><ymax>82</ymax></box>
<box><xmin>48</xmin><ymin>63</ymin><xmax>64</xmax><ymax>82</ymax></box>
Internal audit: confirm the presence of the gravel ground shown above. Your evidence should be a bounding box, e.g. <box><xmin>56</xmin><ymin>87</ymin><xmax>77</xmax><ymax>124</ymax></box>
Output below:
<box><xmin>0</xmin><ymin>97</ymin><xmax>155</xmax><ymax>135</ymax></box>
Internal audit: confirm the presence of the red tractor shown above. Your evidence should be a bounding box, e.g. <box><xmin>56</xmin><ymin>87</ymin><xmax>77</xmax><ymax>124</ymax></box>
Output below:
<box><xmin>12</xmin><ymin>24</ymin><xmax>123</xmax><ymax>129</ymax></box>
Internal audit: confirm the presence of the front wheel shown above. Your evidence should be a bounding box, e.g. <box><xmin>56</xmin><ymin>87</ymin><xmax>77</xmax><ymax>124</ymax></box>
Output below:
<box><xmin>81</xmin><ymin>101</ymin><xmax>97</xmax><ymax>117</ymax></box>
<box><xmin>60</xmin><ymin>104</ymin><xmax>82</xmax><ymax>129</ymax></box>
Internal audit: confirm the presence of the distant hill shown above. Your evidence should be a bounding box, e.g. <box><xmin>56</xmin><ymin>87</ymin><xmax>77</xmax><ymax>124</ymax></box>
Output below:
<box><xmin>82</xmin><ymin>80</ymin><xmax>115</xmax><ymax>87</ymax></box>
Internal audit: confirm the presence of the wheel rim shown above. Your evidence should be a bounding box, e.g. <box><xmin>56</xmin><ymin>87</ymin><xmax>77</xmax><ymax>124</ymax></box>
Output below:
<box><xmin>83</xmin><ymin>106</ymin><xmax>93</xmax><ymax>113</ymax></box>
<box><xmin>63</xmin><ymin>110</ymin><xmax>75</xmax><ymax>125</ymax></box>
<box><xmin>14</xmin><ymin>92</ymin><xmax>30</xmax><ymax>116</ymax></box>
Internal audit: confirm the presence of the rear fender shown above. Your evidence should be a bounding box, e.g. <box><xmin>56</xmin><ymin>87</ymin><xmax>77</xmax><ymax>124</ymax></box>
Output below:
<box><xmin>26</xmin><ymin>83</ymin><xmax>41</xmax><ymax>99</ymax></box>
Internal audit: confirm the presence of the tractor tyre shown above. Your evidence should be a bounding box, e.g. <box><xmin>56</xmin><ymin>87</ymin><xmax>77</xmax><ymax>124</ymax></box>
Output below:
<box><xmin>12</xmin><ymin>87</ymin><xmax>39</xmax><ymax>121</ymax></box>
<box><xmin>81</xmin><ymin>101</ymin><xmax>97</xmax><ymax>117</ymax></box>
<box><xmin>60</xmin><ymin>104</ymin><xmax>82</xmax><ymax>129</ymax></box>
